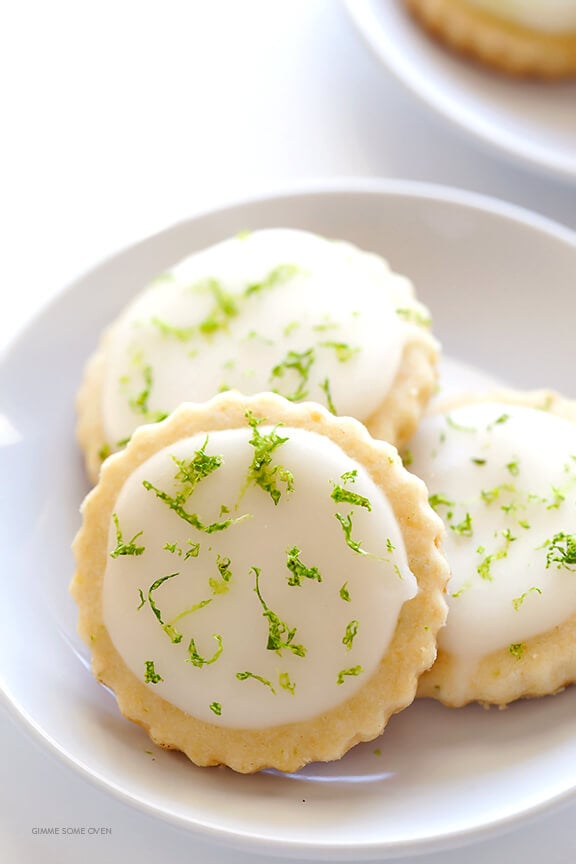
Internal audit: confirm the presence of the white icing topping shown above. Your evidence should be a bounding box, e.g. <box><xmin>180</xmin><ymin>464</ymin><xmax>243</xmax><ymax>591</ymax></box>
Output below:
<box><xmin>103</xmin><ymin>425</ymin><xmax>417</xmax><ymax>728</ymax></box>
<box><xmin>410</xmin><ymin>403</ymin><xmax>576</xmax><ymax>667</ymax></box>
<box><xmin>465</xmin><ymin>0</ymin><xmax>576</xmax><ymax>34</ymax></box>
<box><xmin>101</xmin><ymin>229</ymin><xmax>429</xmax><ymax>448</ymax></box>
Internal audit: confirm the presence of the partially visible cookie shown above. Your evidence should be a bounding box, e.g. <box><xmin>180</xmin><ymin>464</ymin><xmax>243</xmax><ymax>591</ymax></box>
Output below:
<box><xmin>403</xmin><ymin>0</ymin><xmax>576</xmax><ymax>78</ymax></box>
<box><xmin>77</xmin><ymin>228</ymin><xmax>439</xmax><ymax>483</ymax></box>
<box><xmin>408</xmin><ymin>389</ymin><xmax>576</xmax><ymax>707</ymax></box>
<box><xmin>71</xmin><ymin>392</ymin><xmax>448</xmax><ymax>773</ymax></box>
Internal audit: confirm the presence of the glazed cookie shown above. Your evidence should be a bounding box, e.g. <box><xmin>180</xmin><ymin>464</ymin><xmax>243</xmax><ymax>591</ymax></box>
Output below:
<box><xmin>409</xmin><ymin>389</ymin><xmax>576</xmax><ymax>707</ymax></box>
<box><xmin>77</xmin><ymin>228</ymin><xmax>438</xmax><ymax>483</ymax></box>
<box><xmin>71</xmin><ymin>392</ymin><xmax>448</xmax><ymax>773</ymax></box>
<box><xmin>403</xmin><ymin>0</ymin><xmax>576</xmax><ymax>78</ymax></box>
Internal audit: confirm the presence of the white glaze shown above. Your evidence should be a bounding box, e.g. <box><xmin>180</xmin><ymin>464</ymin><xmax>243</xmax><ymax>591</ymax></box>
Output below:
<box><xmin>465</xmin><ymin>0</ymin><xmax>576</xmax><ymax>33</ymax></box>
<box><xmin>409</xmin><ymin>402</ymin><xmax>576</xmax><ymax>666</ymax></box>
<box><xmin>101</xmin><ymin>229</ymin><xmax>430</xmax><ymax>447</ymax></box>
<box><xmin>103</xmin><ymin>426</ymin><xmax>417</xmax><ymax>728</ymax></box>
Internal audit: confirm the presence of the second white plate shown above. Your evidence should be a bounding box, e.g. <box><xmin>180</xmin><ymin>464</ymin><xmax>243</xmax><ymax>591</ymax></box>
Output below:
<box><xmin>346</xmin><ymin>0</ymin><xmax>576</xmax><ymax>181</ymax></box>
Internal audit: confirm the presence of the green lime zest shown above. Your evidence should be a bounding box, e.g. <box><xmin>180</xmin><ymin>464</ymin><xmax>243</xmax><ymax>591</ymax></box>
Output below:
<box><xmin>509</xmin><ymin>643</ymin><xmax>526</xmax><ymax>660</ymax></box>
<box><xmin>186</xmin><ymin>634</ymin><xmax>223</xmax><ymax>667</ymax></box>
<box><xmin>312</xmin><ymin>317</ymin><xmax>339</xmax><ymax>332</ymax></box>
<box><xmin>164</xmin><ymin>539</ymin><xmax>201</xmax><ymax>560</ymax></box>
<box><xmin>450</xmin><ymin>512</ymin><xmax>473</xmax><ymax>537</ymax></box>
<box><xmin>331</xmin><ymin>485</ymin><xmax>372</xmax><ymax>511</ymax></box>
<box><xmin>98</xmin><ymin>442</ymin><xmax>111</xmax><ymax>462</ymax></box>
<box><xmin>142</xmin><ymin>437</ymin><xmax>247</xmax><ymax>532</ymax></box>
<box><xmin>151</xmin><ymin>317</ymin><xmax>196</xmax><ymax>341</ymax></box>
<box><xmin>110</xmin><ymin>513</ymin><xmax>145</xmax><ymax>558</ymax></box>
<box><xmin>489</xmin><ymin>413</ymin><xmax>510</xmax><ymax>429</ymax></box>
<box><xmin>476</xmin><ymin>529</ymin><xmax>516</xmax><ymax>582</ymax></box>
<box><xmin>283</xmin><ymin>320</ymin><xmax>300</xmax><ymax>337</ymax></box>
<box><xmin>144</xmin><ymin>660</ymin><xmax>163</xmax><ymax>684</ymax></box>
<box><xmin>278</xmin><ymin>672</ymin><xmax>296</xmax><ymax>695</ymax></box>
<box><xmin>429</xmin><ymin>493</ymin><xmax>454</xmax><ymax>512</ymax></box>
<box><xmin>143</xmin><ymin>480</ymin><xmax>248</xmax><ymax>533</ymax></box>
<box><xmin>195</xmin><ymin>278</ymin><xmax>239</xmax><ymax>336</ymax></box>
<box><xmin>319</xmin><ymin>377</ymin><xmax>337</xmax><ymax>414</ymax></box>
<box><xmin>480</xmin><ymin>483</ymin><xmax>517</xmax><ymax>506</ymax></box>
<box><xmin>127</xmin><ymin>364</ymin><xmax>168</xmax><ymax>423</ymax></box>
<box><xmin>446</xmin><ymin>415</ymin><xmax>476</xmax><ymax>433</ymax></box>
<box><xmin>334</xmin><ymin>511</ymin><xmax>379</xmax><ymax>557</ymax></box>
<box><xmin>270</xmin><ymin>347</ymin><xmax>315</xmax><ymax>402</ymax></box>
<box><xmin>168</xmin><ymin>597</ymin><xmax>213</xmax><ymax>628</ymax></box>
<box><xmin>285</xmin><ymin>546</ymin><xmax>322</xmax><ymax>586</ymax></box>
<box><xmin>146</xmin><ymin>572</ymin><xmax>183</xmax><ymax>643</ymax></box>
<box><xmin>209</xmin><ymin>555</ymin><xmax>233</xmax><ymax>594</ymax></box>
<box><xmin>512</xmin><ymin>586</ymin><xmax>542</xmax><ymax>610</ymax></box>
<box><xmin>318</xmin><ymin>341</ymin><xmax>360</xmax><ymax>363</ymax></box>
<box><xmin>236</xmin><ymin>670</ymin><xmax>276</xmax><ymax>693</ymax></box>
<box><xmin>253</xmin><ymin>566</ymin><xmax>306</xmax><ymax>657</ymax></box>
<box><xmin>342</xmin><ymin>620</ymin><xmax>359</xmax><ymax>651</ymax></box>
<box><xmin>184</xmin><ymin>541</ymin><xmax>201</xmax><ymax>559</ymax></box>
<box><xmin>451</xmin><ymin>580</ymin><xmax>472</xmax><ymax>599</ymax></box>
<box><xmin>245</xmin><ymin>263</ymin><xmax>300</xmax><ymax>297</ymax></box>
<box><xmin>172</xmin><ymin>437</ymin><xmax>223</xmax><ymax>492</ymax></box>
<box><xmin>244</xmin><ymin>411</ymin><xmax>294</xmax><ymax>505</ymax></box>
<box><xmin>547</xmin><ymin>485</ymin><xmax>566</xmax><ymax>510</ymax></box>
<box><xmin>336</xmin><ymin>665</ymin><xmax>364</xmax><ymax>685</ymax></box>
<box><xmin>506</xmin><ymin>458</ymin><xmax>520</xmax><ymax>477</ymax></box>
<box><xmin>395</xmin><ymin>307</ymin><xmax>431</xmax><ymax>327</ymax></box>
<box><xmin>402</xmin><ymin>449</ymin><xmax>413</xmax><ymax>467</ymax></box>
<box><xmin>543</xmin><ymin>532</ymin><xmax>576</xmax><ymax>570</ymax></box>
<box><xmin>339</xmin><ymin>582</ymin><xmax>351</xmax><ymax>602</ymax></box>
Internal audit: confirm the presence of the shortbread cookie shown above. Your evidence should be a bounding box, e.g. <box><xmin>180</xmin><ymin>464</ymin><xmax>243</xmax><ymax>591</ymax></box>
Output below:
<box><xmin>403</xmin><ymin>0</ymin><xmax>576</xmax><ymax>78</ymax></box>
<box><xmin>71</xmin><ymin>392</ymin><xmax>448</xmax><ymax>773</ymax></box>
<box><xmin>77</xmin><ymin>228</ymin><xmax>438</xmax><ymax>483</ymax></box>
<box><xmin>409</xmin><ymin>389</ymin><xmax>576</xmax><ymax>707</ymax></box>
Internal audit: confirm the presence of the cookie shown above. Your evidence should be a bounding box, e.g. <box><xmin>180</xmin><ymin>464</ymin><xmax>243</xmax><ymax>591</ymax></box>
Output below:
<box><xmin>71</xmin><ymin>392</ymin><xmax>448</xmax><ymax>773</ymax></box>
<box><xmin>403</xmin><ymin>0</ymin><xmax>576</xmax><ymax>78</ymax></box>
<box><xmin>76</xmin><ymin>228</ymin><xmax>438</xmax><ymax>483</ymax></box>
<box><xmin>408</xmin><ymin>389</ymin><xmax>576</xmax><ymax>707</ymax></box>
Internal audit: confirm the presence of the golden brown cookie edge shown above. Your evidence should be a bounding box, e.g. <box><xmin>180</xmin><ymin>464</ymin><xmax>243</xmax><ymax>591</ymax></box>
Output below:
<box><xmin>403</xmin><ymin>0</ymin><xmax>576</xmax><ymax>78</ymax></box>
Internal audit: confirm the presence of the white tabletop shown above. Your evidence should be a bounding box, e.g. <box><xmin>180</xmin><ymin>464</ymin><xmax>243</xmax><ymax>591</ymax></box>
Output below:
<box><xmin>2</xmin><ymin>1</ymin><xmax>576</xmax><ymax>861</ymax></box>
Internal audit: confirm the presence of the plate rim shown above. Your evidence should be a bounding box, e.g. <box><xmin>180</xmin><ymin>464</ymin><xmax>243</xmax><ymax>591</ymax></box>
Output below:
<box><xmin>2</xmin><ymin>177</ymin><xmax>576</xmax><ymax>860</ymax></box>
<box><xmin>344</xmin><ymin>0</ymin><xmax>576</xmax><ymax>182</ymax></box>
<box><xmin>1</xmin><ymin>175</ymin><xmax>576</xmax><ymax>364</ymax></box>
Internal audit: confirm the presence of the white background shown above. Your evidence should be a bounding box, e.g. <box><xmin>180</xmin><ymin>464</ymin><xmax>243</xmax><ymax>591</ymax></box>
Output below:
<box><xmin>1</xmin><ymin>1</ymin><xmax>576</xmax><ymax>861</ymax></box>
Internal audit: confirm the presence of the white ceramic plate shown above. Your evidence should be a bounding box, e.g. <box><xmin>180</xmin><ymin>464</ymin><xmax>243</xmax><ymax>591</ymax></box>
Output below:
<box><xmin>346</xmin><ymin>0</ymin><xmax>576</xmax><ymax>181</ymax></box>
<box><xmin>2</xmin><ymin>180</ymin><xmax>576</xmax><ymax>861</ymax></box>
